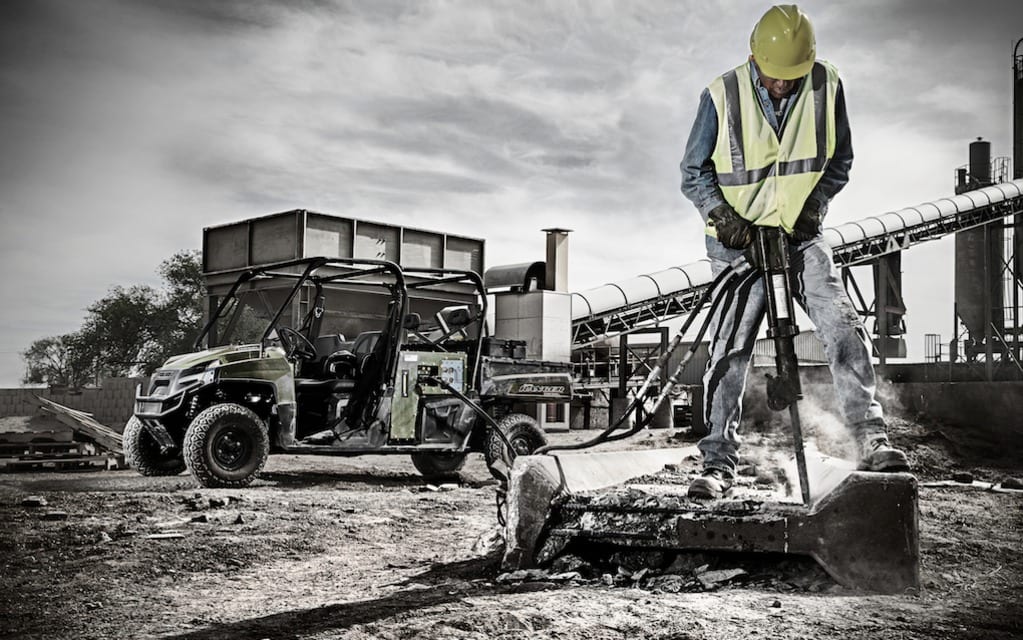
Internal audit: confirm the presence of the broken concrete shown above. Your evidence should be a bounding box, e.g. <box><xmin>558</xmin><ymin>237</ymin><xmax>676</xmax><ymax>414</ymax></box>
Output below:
<box><xmin>504</xmin><ymin>445</ymin><xmax>920</xmax><ymax>594</ymax></box>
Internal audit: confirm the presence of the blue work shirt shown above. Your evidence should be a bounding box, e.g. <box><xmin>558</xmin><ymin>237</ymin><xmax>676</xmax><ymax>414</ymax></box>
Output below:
<box><xmin>680</xmin><ymin>60</ymin><xmax>853</xmax><ymax>222</ymax></box>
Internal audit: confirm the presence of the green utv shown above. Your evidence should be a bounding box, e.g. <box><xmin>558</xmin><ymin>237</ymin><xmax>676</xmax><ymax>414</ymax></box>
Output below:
<box><xmin>127</xmin><ymin>257</ymin><xmax>572</xmax><ymax>487</ymax></box>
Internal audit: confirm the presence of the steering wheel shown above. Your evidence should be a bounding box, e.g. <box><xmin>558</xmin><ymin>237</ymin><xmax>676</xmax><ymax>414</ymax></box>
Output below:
<box><xmin>276</xmin><ymin>327</ymin><xmax>317</xmax><ymax>361</ymax></box>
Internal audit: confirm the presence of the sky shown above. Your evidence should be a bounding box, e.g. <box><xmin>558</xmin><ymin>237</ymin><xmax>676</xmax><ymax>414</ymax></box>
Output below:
<box><xmin>1</xmin><ymin>0</ymin><xmax>1022</xmax><ymax>387</ymax></box>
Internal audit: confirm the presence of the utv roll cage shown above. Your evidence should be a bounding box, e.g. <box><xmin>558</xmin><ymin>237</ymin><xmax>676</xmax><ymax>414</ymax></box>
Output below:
<box><xmin>194</xmin><ymin>256</ymin><xmax>489</xmax><ymax>386</ymax></box>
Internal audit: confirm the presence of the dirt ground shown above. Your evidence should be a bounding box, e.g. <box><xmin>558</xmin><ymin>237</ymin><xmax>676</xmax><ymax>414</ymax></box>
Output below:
<box><xmin>2</xmin><ymin>413</ymin><xmax>1022</xmax><ymax>640</ymax></box>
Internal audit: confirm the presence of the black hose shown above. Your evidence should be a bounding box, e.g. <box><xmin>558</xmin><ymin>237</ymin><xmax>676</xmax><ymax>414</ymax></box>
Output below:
<box><xmin>598</xmin><ymin>267</ymin><xmax>759</xmax><ymax>445</ymax></box>
<box><xmin>536</xmin><ymin>258</ymin><xmax>752</xmax><ymax>454</ymax></box>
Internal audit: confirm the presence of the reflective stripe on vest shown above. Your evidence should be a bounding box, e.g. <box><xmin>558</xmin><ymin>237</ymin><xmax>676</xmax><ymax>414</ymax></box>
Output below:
<box><xmin>707</xmin><ymin>61</ymin><xmax>838</xmax><ymax>234</ymax></box>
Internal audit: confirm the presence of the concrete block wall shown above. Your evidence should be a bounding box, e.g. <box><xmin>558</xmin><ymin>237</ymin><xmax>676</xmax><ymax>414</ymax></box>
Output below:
<box><xmin>0</xmin><ymin>377</ymin><xmax>143</xmax><ymax>432</ymax></box>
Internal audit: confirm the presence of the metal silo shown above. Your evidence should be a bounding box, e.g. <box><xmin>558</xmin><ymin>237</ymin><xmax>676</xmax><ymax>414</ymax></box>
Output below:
<box><xmin>954</xmin><ymin>139</ymin><xmax>1004</xmax><ymax>353</ymax></box>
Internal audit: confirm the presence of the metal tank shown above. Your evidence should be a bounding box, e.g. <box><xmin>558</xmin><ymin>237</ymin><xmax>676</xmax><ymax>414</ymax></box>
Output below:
<box><xmin>954</xmin><ymin>139</ymin><xmax>1004</xmax><ymax>349</ymax></box>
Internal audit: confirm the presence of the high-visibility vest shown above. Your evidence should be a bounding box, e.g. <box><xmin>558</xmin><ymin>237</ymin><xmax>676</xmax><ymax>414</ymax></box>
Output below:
<box><xmin>706</xmin><ymin>60</ymin><xmax>839</xmax><ymax>235</ymax></box>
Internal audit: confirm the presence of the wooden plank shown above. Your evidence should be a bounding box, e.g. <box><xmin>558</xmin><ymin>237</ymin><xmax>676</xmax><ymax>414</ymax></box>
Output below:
<box><xmin>33</xmin><ymin>397</ymin><xmax>123</xmax><ymax>454</ymax></box>
<box><xmin>0</xmin><ymin>442</ymin><xmax>93</xmax><ymax>456</ymax></box>
<box><xmin>0</xmin><ymin>430</ymin><xmax>75</xmax><ymax>444</ymax></box>
<box><xmin>0</xmin><ymin>454</ymin><xmax>119</xmax><ymax>471</ymax></box>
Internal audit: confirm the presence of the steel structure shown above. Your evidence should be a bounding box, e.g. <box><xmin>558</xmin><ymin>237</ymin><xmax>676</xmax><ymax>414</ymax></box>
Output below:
<box><xmin>571</xmin><ymin>179</ymin><xmax>1023</xmax><ymax>352</ymax></box>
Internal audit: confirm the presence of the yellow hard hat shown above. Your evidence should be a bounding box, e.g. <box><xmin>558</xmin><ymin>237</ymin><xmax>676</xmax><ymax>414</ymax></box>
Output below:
<box><xmin>750</xmin><ymin>5</ymin><xmax>816</xmax><ymax>80</ymax></box>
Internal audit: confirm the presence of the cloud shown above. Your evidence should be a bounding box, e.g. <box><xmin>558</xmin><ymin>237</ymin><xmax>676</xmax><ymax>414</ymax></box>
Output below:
<box><xmin>0</xmin><ymin>0</ymin><xmax>1020</xmax><ymax>385</ymax></box>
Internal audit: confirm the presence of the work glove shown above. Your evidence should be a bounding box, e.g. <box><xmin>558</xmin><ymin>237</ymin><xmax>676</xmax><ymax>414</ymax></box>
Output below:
<box><xmin>791</xmin><ymin>202</ymin><xmax>823</xmax><ymax>242</ymax></box>
<box><xmin>708</xmin><ymin>204</ymin><xmax>753</xmax><ymax>250</ymax></box>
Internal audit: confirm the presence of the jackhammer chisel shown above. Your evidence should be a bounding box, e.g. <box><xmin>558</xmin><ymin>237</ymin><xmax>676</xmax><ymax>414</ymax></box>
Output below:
<box><xmin>750</xmin><ymin>227</ymin><xmax>811</xmax><ymax>505</ymax></box>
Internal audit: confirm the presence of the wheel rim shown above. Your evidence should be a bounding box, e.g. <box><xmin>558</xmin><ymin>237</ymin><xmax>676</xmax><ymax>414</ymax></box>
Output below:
<box><xmin>211</xmin><ymin>423</ymin><xmax>252</xmax><ymax>471</ymax></box>
<box><xmin>510</xmin><ymin>434</ymin><xmax>535</xmax><ymax>456</ymax></box>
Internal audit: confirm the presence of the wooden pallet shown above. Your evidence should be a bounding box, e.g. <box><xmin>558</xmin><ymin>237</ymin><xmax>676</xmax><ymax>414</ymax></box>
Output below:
<box><xmin>0</xmin><ymin>452</ymin><xmax>126</xmax><ymax>472</ymax></box>
<box><xmin>33</xmin><ymin>397</ymin><xmax>123</xmax><ymax>454</ymax></box>
<box><xmin>0</xmin><ymin>442</ymin><xmax>96</xmax><ymax>457</ymax></box>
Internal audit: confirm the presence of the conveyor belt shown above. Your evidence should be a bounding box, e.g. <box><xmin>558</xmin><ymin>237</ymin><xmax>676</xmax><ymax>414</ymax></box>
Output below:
<box><xmin>571</xmin><ymin>179</ymin><xmax>1023</xmax><ymax>347</ymax></box>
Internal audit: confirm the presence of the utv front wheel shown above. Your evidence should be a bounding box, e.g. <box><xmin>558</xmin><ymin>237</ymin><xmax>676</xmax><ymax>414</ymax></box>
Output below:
<box><xmin>410</xmin><ymin>452</ymin><xmax>467</xmax><ymax>479</ymax></box>
<box><xmin>484</xmin><ymin>413</ymin><xmax>547</xmax><ymax>475</ymax></box>
<box><xmin>183</xmin><ymin>403</ymin><xmax>269</xmax><ymax>488</ymax></box>
<box><xmin>123</xmin><ymin>417</ymin><xmax>186</xmax><ymax>476</ymax></box>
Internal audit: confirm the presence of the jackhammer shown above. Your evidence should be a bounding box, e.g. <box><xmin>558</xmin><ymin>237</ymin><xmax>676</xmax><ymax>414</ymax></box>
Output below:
<box><xmin>538</xmin><ymin>225</ymin><xmax>812</xmax><ymax>504</ymax></box>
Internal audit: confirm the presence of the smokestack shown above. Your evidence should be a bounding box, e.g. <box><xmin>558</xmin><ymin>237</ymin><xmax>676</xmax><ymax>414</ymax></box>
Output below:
<box><xmin>1014</xmin><ymin>38</ymin><xmax>1022</xmax><ymax>180</ymax></box>
<box><xmin>542</xmin><ymin>228</ymin><xmax>572</xmax><ymax>292</ymax></box>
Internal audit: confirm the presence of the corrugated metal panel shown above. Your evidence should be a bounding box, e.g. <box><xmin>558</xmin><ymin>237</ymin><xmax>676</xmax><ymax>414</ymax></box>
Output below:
<box><xmin>753</xmin><ymin>331</ymin><xmax>827</xmax><ymax>364</ymax></box>
<box><xmin>668</xmin><ymin>342</ymin><xmax>711</xmax><ymax>385</ymax></box>
<box><xmin>203</xmin><ymin>209</ymin><xmax>485</xmax><ymax>275</ymax></box>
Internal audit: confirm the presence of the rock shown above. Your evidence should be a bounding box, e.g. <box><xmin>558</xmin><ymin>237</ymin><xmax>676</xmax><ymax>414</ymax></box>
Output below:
<box><xmin>470</xmin><ymin>528</ymin><xmax>505</xmax><ymax>557</ymax></box>
<box><xmin>754</xmin><ymin>473</ymin><xmax>776</xmax><ymax>486</ymax></box>
<box><xmin>549</xmin><ymin>554</ymin><xmax>591</xmax><ymax>575</ymax></box>
<box><xmin>601</xmin><ymin>573</ymin><xmax>614</xmax><ymax>586</ymax></box>
<box><xmin>770</xmin><ymin>600</ymin><xmax>782</xmax><ymax>608</ymax></box>
<box><xmin>1000</xmin><ymin>477</ymin><xmax>1023</xmax><ymax>490</ymax></box>
<box><xmin>208</xmin><ymin>497</ymin><xmax>229</xmax><ymax>509</ymax></box>
<box><xmin>664</xmin><ymin>553</ymin><xmax>708</xmax><ymax>575</ymax></box>
<box><xmin>40</xmin><ymin>511</ymin><xmax>68</xmax><ymax>521</ymax></box>
<box><xmin>497</xmin><ymin>569</ymin><xmax>549</xmax><ymax>583</ymax></box>
<box><xmin>190</xmin><ymin>514</ymin><xmax>209</xmax><ymax>524</ymax></box>
<box><xmin>631</xmin><ymin>568</ymin><xmax>650</xmax><ymax>582</ymax></box>
<box><xmin>21</xmin><ymin>496</ymin><xmax>47</xmax><ymax>508</ymax></box>
<box><xmin>649</xmin><ymin>575</ymin><xmax>685</xmax><ymax>593</ymax></box>
<box><xmin>422</xmin><ymin>485</ymin><xmax>440</xmax><ymax>493</ymax></box>
<box><xmin>696</xmin><ymin>568</ymin><xmax>747</xmax><ymax>589</ymax></box>
<box><xmin>952</xmin><ymin>472</ymin><xmax>974</xmax><ymax>484</ymax></box>
<box><xmin>145</xmin><ymin>533</ymin><xmax>184</xmax><ymax>540</ymax></box>
<box><xmin>97</xmin><ymin>531</ymin><xmax>113</xmax><ymax>543</ymax></box>
<box><xmin>438</xmin><ymin>483</ymin><xmax>458</xmax><ymax>492</ymax></box>
<box><xmin>233</xmin><ymin>513</ymin><xmax>245</xmax><ymax>525</ymax></box>
<box><xmin>737</xmin><ymin>464</ymin><xmax>758</xmax><ymax>477</ymax></box>
<box><xmin>499</xmin><ymin>611</ymin><xmax>532</xmax><ymax>631</ymax></box>
<box><xmin>549</xmin><ymin>571</ymin><xmax>582</xmax><ymax>582</ymax></box>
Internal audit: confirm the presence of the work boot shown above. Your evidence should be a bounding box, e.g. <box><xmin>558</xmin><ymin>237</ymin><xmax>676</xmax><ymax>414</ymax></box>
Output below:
<box><xmin>858</xmin><ymin>434</ymin><xmax>910</xmax><ymax>472</ymax></box>
<box><xmin>687</xmin><ymin>468</ymin><xmax>734</xmax><ymax>500</ymax></box>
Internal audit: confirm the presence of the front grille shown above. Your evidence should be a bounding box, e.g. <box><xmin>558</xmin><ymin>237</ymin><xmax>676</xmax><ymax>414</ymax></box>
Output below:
<box><xmin>149</xmin><ymin>371</ymin><xmax>176</xmax><ymax>396</ymax></box>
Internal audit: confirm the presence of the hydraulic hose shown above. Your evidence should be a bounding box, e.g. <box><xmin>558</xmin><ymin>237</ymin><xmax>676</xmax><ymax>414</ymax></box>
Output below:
<box><xmin>536</xmin><ymin>255</ymin><xmax>753</xmax><ymax>454</ymax></box>
<box><xmin>599</xmin><ymin>267</ymin><xmax>759</xmax><ymax>445</ymax></box>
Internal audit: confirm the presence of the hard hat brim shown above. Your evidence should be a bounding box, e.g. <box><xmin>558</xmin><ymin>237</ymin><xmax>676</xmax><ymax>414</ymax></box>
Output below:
<box><xmin>755</xmin><ymin>57</ymin><xmax>814</xmax><ymax>81</ymax></box>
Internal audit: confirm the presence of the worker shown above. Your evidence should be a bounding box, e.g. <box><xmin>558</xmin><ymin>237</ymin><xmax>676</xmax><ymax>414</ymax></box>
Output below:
<box><xmin>679</xmin><ymin>4</ymin><xmax>909</xmax><ymax>499</ymax></box>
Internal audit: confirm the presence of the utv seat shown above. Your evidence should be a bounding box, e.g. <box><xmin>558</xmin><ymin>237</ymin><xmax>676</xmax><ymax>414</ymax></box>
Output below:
<box><xmin>296</xmin><ymin>333</ymin><xmax>358</xmax><ymax>392</ymax></box>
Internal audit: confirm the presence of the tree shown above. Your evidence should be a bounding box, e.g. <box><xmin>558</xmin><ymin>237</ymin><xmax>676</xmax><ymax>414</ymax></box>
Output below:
<box><xmin>21</xmin><ymin>250</ymin><xmax>206</xmax><ymax>387</ymax></box>
<box><xmin>20</xmin><ymin>333</ymin><xmax>96</xmax><ymax>388</ymax></box>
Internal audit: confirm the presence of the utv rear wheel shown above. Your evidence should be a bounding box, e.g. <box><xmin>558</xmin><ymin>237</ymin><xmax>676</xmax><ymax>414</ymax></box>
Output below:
<box><xmin>183</xmin><ymin>403</ymin><xmax>269</xmax><ymax>488</ymax></box>
<box><xmin>484</xmin><ymin>413</ymin><xmax>546</xmax><ymax>475</ymax></box>
<box><xmin>410</xmin><ymin>452</ymin><xmax>467</xmax><ymax>479</ymax></box>
<box><xmin>123</xmin><ymin>417</ymin><xmax>186</xmax><ymax>476</ymax></box>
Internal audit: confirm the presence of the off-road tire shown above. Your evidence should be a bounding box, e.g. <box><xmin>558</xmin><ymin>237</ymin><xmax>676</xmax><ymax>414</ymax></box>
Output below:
<box><xmin>410</xmin><ymin>452</ymin><xmax>468</xmax><ymax>479</ymax></box>
<box><xmin>183</xmin><ymin>403</ymin><xmax>269</xmax><ymax>488</ymax></box>
<box><xmin>122</xmin><ymin>416</ymin><xmax>186</xmax><ymax>476</ymax></box>
<box><xmin>484</xmin><ymin>413</ymin><xmax>547</xmax><ymax>474</ymax></box>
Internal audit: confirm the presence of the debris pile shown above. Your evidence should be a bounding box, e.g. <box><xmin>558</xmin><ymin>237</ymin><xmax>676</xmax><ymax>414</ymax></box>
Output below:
<box><xmin>497</xmin><ymin>547</ymin><xmax>834</xmax><ymax>594</ymax></box>
<box><xmin>0</xmin><ymin>398</ymin><xmax>125</xmax><ymax>472</ymax></box>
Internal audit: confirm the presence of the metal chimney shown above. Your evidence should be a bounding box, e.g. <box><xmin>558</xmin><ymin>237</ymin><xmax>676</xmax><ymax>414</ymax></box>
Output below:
<box><xmin>542</xmin><ymin>228</ymin><xmax>572</xmax><ymax>292</ymax></box>
<box><xmin>1014</xmin><ymin>38</ymin><xmax>1022</xmax><ymax>179</ymax></box>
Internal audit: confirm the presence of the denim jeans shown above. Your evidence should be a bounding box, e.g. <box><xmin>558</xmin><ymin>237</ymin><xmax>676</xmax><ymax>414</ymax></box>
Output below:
<box><xmin>699</xmin><ymin>234</ymin><xmax>885</xmax><ymax>474</ymax></box>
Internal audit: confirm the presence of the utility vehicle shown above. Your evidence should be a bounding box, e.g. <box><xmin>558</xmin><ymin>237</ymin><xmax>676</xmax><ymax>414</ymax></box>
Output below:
<box><xmin>126</xmin><ymin>257</ymin><xmax>572</xmax><ymax>487</ymax></box>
